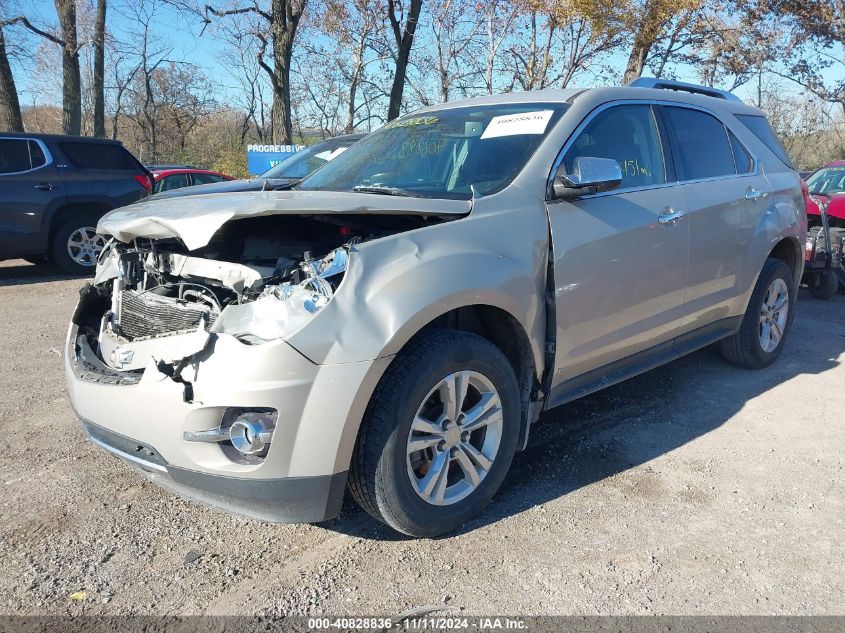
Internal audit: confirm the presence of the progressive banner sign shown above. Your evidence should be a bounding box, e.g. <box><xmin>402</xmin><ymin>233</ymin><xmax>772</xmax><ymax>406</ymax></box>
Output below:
<box><xmin>246</xmin><ymin>143</ymin><xmax>304</xmax><ymax>176</ymax></box>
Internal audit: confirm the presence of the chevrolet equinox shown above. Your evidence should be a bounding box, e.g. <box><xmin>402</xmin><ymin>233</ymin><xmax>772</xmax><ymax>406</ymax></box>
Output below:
<box><xmin>65</xmin><ymin>79</ymin><xmax>805</xmax><ymax>537</ymax></box>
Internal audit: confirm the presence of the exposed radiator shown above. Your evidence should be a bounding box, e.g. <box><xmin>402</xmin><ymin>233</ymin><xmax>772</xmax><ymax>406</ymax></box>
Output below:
<box><xmin>118</xmin><ymin>289</ymin><xmax>215</xmax><ymax>339</ymax></box>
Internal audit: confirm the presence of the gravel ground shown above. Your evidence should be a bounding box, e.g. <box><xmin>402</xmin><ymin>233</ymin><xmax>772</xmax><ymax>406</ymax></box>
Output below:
<box><xmin>0</xmin><ymin>258</ymin><xmax>842</xmax><ymax>617</ymax></box>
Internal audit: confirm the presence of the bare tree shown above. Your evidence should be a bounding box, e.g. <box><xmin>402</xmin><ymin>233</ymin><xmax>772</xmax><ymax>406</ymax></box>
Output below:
<box><xmin>322</xmin><ymin>0</ymin><xmax>385</xmax><ymax>131</ymax></box>
<box><xmin>386</xmin><ymin>0</ymin><xmax>422</xmax><ymax>120</ymax></box>
<box><xmin>92</xmin><ymin>0</ymin><xmax>106</xmax><ymax>136</ymax></box>
<box><xmin>0</xmin><ymin>23</ymin><xmax>23</xmax><ymax>131</ymax></box>
<box><xmin>481</xmin><ymin>0</ymin><xmax>518</xmax><ymax>94</ymax></box>
<box><xmin>201</xmin><ymin>0</ymin><xmax>308</xmax><ymax>143</ymax></box>
<box><xmin>7</xmin><ymin>1</ymin><xmax>84</xmax><ymax>133</ymax></box>
<box><xmin>620</xmin><ymin>0</ymin><xmax>705</xmax><ymax>82</ymax></box>
<box><xmin>768</xmin><ymin>0</ymin><xmax>845</xmax><ymax>113</ymax></box>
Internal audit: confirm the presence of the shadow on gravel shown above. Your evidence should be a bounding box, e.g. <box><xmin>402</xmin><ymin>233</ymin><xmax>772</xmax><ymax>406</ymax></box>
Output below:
<box><xmin>325</xmin><ymin>292</ymin><xmax>845</xmax><ymax>541</ymax></box>
<box><xmin>0</xmin><ymin>261</ymin><xmax>85</xmax><ymax>287</ymax></box>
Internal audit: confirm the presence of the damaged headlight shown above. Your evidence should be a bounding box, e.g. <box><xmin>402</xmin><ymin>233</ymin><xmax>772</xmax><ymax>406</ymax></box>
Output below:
<box><xmin>211</xmin><ymin>247</ymin><xmax>349</xmax><ymax>342</ymax></box>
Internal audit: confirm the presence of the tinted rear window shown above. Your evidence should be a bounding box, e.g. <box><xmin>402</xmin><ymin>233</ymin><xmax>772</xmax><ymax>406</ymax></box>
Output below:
<box><xmin>60</xmin><ymin>142</ymin><xmax>141</xmax><ymax>171</ymax></box>
<box><xmin>663</xmin><ymin>107</ymin><xmax>735</xmax><ymax>181</ymax></box>
<box><xmin>735</xmin><ymin>114</ymin><xmax>794</xmax><ymax>169</ymax></box>
<box><xmin>0</xmin><ymin>139</ymin><xmax>47</xmax><ymax>173</ymax></box>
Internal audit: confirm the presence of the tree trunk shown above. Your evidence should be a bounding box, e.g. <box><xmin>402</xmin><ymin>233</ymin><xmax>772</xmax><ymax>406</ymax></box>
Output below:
<box><xmin>92</xmin><ymin>0</ymin><xmax>106</xmax><ymax>137</ymax></box>
<box><xmin>387</xmin><ymin>0</ymin><xmax>422</xmax><ymax>121</ymax></box>
<box><xmin>271</xmin><ymin>28</ymin><xmax>295</xmax><ymax>143</ymax></box>
<box><xmin>623</xmin><ymin>32</ymin><xmax>653</xmax><ymax>83</ymax></box>
<box><xmin>0</xmin><ymin>27</ymin><xmax>24</xmax><ymax>133</ymax></box>
<box><xmin>55</xmin><ymin>0</ymin><xmax>82</xmax><ymax>135</ymax></box>
<box><xmin>263</xmin><ymin>0</ymin><xmax>304</xmax><ymax>144</ymax></box>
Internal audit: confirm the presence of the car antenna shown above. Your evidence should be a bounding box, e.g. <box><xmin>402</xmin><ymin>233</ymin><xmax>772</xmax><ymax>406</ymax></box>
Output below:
<box><xmin>469</xmin><ymin>184</ymin><xmax>478</xmax><ymax>212</ymax></box>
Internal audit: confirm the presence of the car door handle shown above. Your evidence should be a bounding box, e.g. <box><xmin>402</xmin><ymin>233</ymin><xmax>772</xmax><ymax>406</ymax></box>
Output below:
<box><xmin>34</xmin><ymin>183</ymin><xmax>55</xmax><ymax>191</ymax></box>
<box><xmin>745</xmin><ymin>188</ymin><xmax>764</xmax><ymax>201</ymax></box>
<box><xmin>658</xmin><ymin>209</ymin><xmax>685</xmax><ymax>225</ymax></box>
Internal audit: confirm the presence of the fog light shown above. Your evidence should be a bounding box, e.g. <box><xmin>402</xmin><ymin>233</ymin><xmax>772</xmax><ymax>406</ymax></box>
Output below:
<box><xmin>229</xmin><ymin>412</ymin><xmax>275</xmax><ymax>455</ymax></box>
<box><xmin>183</xmin><ymin>408</ymin><xmax>277</xmax><ymax>460</ymax></box>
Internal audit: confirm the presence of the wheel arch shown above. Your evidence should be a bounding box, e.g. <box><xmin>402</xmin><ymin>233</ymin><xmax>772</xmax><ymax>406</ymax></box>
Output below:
<box><xmin>48</xmin><ymin>201</ymin><xmax>113</xmax><ymax>246</ymax></box>
<box><xmin>768</xmin><ymin>236</ymin><xmax>803</xmax><ymax>286</ymax></box>
<box><xmin>336</xmin><ymin>302</ymin><xmax>541</xmax><ymax>474</ymax></box>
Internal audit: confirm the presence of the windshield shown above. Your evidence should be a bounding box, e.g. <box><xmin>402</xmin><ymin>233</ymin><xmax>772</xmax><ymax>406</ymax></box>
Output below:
<box><xmin>261</xmin><ymin>139</ymin><xmax>355</xmax><ymax>179</ymax></box>
<box><xmin>297</xmin><ymin>103</ymin><xmax>568</xmax><ymax>199</ymax></box>
<box><xmin>806</xmin><ymin>167</ymin><xmax>845</xmax><ymax>195</ymax></box>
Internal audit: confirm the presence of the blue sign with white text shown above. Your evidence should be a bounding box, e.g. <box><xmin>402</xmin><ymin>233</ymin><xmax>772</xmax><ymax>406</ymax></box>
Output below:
<box><xmin>247</xmin><ymin>143</ymin><xmax>304</xmax><ymax>176</ymax></box>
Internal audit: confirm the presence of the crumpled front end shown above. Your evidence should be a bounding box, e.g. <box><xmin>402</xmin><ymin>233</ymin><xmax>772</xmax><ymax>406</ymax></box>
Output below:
<box><xmin>65</xmin><ymin>212</ymin><xmax>414</xmax><ymax>522</ymax></box>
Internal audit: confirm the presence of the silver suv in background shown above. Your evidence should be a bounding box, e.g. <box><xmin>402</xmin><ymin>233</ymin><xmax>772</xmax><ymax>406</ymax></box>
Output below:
<box><xmin>65</xmin><ymin>79</ymin><xmax>804</xmax><ymax>537</ymax></box>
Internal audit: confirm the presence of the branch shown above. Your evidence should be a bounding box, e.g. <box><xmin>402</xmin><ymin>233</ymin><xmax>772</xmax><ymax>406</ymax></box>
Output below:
<box><xmin>2</xmin><ymin>16</ymin><xmax>65</xmax><ymax>46</ymax></box>
<box><xmin>201</xmin><ymin>2</ymin><xmax>272</xmax><ymax>36</ymax></box>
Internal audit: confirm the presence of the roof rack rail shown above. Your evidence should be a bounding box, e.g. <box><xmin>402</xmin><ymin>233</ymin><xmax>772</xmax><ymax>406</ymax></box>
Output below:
<box><xmin>627</xmin><ymin>77</ymin><xmax>742</xmax><ymax>103</ymax></box>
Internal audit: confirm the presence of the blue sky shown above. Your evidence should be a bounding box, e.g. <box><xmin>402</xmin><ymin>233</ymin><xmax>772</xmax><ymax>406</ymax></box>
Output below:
<box><xmin>9</xmin><ymin>0</ymin><xmax>828</xmax><ymax>109</ymax></box>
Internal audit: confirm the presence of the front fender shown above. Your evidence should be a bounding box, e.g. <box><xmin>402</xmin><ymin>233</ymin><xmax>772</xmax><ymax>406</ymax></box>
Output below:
<box><xmin>285</xmin><ymin>199</ymin><xmax>549</xmax><ymax>370</ymax></box>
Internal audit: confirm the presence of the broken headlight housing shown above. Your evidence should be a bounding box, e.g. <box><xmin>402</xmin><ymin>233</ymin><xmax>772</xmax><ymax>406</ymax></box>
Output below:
<box><xmin>211</xmin><ymin>246</ymin><xmax>349</xmax><ymax>343</ymax></box>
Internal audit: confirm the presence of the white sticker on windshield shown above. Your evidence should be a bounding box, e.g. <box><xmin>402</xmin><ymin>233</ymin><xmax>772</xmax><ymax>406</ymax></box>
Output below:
<box><xmin>481</xmin><ymin>110</ymin><xmax>554</xmax><ymax>139</ymax></box>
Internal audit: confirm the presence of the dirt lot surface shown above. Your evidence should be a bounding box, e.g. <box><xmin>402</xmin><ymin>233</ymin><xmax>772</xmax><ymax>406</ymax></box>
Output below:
<box><xmin>0</xmin><ymin>258</ymin><xmax>842</xmax><ymax>617</ymax></box>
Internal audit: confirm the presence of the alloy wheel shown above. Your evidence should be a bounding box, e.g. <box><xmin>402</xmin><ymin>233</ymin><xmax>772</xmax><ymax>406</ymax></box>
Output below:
<box><xmin>67</xmin><ymin>226</ymin><xmax>105</xmax><ymax>267</ymax></box>
<box><xmin>406</xmin><ymin>370</ymin><xmax>503</xmax><ymax>506</ymax></box>
<box><xmin>759</xmin><ymin>277</ymin><xmax>789</xmax><ymax>353</ymax></box>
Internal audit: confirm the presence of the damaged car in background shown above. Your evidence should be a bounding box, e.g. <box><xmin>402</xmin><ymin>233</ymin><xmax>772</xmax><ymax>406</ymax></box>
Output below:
<box><xmin>67</xmin><ymin>80</ymin><xmax>804</xmax><ymax>537</ymax></box>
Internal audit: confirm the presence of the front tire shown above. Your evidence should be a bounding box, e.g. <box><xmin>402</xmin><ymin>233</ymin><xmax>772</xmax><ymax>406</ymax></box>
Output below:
<box><xmin>50</xmin><ymin>213</ymin><xmax>107</xmax><ymax>275</ymax></box>
<box><xmin>720</xmin><ymin>258</ymin><xmax>795</xmax><ymax>369</ymax></box>
<box><xmin>349</xmin><ymin>328</ymin><xmax>521</xmax><ymax>537</ymax></box>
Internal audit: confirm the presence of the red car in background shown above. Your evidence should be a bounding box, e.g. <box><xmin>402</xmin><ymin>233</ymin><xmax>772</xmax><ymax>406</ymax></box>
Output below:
<box><xmin>805</xmin><ymin>161</ymin><xmax>845</xmax><ymax>228</ymax></box>
<box><xmin>147</xmin><ymin>165</ymin><xmax>235</xmax><ymax>194</ymax></box>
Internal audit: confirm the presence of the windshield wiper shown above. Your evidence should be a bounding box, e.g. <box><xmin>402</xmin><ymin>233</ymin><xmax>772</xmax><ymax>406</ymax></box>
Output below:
<box><xmin>352</xmin><ymin>185</ymin><xmax>421</xmax><ymax>197</ymax></box>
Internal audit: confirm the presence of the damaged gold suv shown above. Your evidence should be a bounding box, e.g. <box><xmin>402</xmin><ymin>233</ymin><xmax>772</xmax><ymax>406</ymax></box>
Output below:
<box><xmin>66</xmin><ymin>79</ymin><xmax>805</xmax><ymax>537</ymax></box>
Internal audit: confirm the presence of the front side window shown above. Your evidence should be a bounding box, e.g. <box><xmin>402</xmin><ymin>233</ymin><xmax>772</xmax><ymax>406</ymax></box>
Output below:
<box><xmin>663</xmin><ymin>107</ymin><xmax>736</xmax><ymax>181</ymax></box>
<box><xmin>561</xmin><ymin>104</ymin><xmax>666</xmax><ymax>190</ymax></box>
<box><xmin>298</xmin><ymin>103</ymin><xmax>568</xmax><ymax>199</ymax></box>
<box><xmin>0</xmin><ymin>139</ymin><xmax>45</xmax><ymax>174</ymax></box>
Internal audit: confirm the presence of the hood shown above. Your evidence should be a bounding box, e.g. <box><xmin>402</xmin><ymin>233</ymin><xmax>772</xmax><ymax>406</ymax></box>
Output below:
<box><xmin>149</xmin><ymin>177</ymin><xmax>294</xmax><ymax>200</ymax></box>
<box><xmin>98</xmin><ymin>190</ymin><xmax>471</xmax><ymax>250</ymax></box>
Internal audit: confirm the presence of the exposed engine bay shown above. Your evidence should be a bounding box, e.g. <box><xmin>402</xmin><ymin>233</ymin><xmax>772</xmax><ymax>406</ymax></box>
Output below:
<box><xmin>72</xmin><ymin>214</ymin><xmax>438</xmax><ymax>383</ymax></box>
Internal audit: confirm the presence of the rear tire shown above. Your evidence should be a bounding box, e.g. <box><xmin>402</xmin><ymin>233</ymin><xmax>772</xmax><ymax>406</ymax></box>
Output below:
<box><xmin>50</xmin><ymin>213</ymin><xmax>107</xmax><ymax>275</ymax></box>
<box><xmin>809</xmin><ymin>270</ymin><xmax>839</xmax><ymax>300</ymax></box>
<box><xmin>349</xmin><ymin>328</ymin><xmax>521</xmax><ymax>537</ymax></box>
<box><xmin>720</xmin><ymin>258</ymin><xmax>795</xmax><ymax>369</ymax></box>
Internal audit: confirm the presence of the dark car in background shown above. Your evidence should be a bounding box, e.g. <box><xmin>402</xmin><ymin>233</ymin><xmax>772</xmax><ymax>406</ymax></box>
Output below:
<box><xmin>0</xmin><ymin>133</ymin><xmax>151</xmax><ymax>273</ymax></box>
<box><xmin>148</xmin><ymin>133</ymin><xmax>366</xmax><ymax>200</ymax></box>
<box><xmin>148</xmin><ymin>165</ymin><xmax>235</xmax><ymax>193</ymax></box>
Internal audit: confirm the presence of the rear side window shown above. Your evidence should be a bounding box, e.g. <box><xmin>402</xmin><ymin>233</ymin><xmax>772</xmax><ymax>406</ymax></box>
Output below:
<box><xmin>729</xmin><ymin>131</ymin><xmax>753</xmax><ymax>174</ymax></box>
<box><xmin>59</xmin><ymin>142</ymin><xmax>140</xmax><ymax>171</ymax></box>
<box><xmin>0</xmin><ymin>139</ymin><xmax>47</xmax><ymax>173</ymax></box>
<box><xmin>156</xmin><ymin>173</ymin><xmax>190</xmax><ymax>192</ymax></box>
<box><xmin>662</xmin><ymin>107</ymin><xmax>735</xmax><ymax>181</ymax></box>
<box><xmin>192</xmin><ymin>172</ymin><xmax>225</xmax><ymax>185</ymax></box>
<box><xmin>735</xmin><ymin>114</ymin><xmax>794</xmax><ymax>169</ymax></box>
<box><xmin>28</xmin><ymin>141</ymin><xmax>46</xmax><ymax>168</ymax></box>
<box><xmin>562</xmin><ymin>104</ymin><xmax>666</xmax><ymax>189</ymax></box>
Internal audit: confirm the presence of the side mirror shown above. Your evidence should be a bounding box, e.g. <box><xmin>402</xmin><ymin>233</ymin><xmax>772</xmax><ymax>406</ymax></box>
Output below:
<box><xmin>553</xmin><ymin>157</ymin><xmax>623</xmax><ymax>200</ymax></box>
